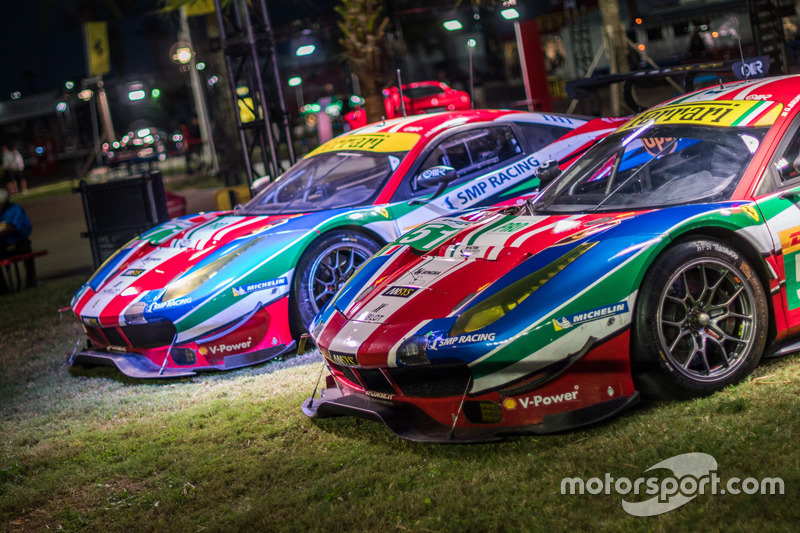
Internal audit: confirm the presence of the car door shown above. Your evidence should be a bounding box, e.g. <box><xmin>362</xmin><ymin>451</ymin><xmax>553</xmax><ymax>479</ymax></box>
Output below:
<box><xmin>756</xmin><ymin>119</ymin><xmax>800</xmax><ymax>335</ymax></box>
<box><xmin>389</xmin><ymin>123</ymin><xmax>554</xmax><ymax>235</ymax></box>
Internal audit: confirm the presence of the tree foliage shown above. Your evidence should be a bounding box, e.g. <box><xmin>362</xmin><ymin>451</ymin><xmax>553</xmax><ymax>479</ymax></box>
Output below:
<box><xmin>335</xmin><ymin>0</ymin><xmax>389</xmax><ymax>123</ymax></box>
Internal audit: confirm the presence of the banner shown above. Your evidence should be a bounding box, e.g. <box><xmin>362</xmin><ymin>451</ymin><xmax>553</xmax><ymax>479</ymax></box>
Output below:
<box><xmin>185</xmin><ymin>0</ymin><xmax>216</xmax><ymax>16</ymax></box>
<box><xmin>84</xmin><ymin>21</ymin><xmax>110</xmax><ymax>76</ymax></box>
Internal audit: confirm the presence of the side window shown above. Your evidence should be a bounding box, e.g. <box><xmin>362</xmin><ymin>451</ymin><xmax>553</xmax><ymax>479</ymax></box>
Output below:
<box><xmin>412</xmin><ymin>126</ymin><xmax>522</xmax><ymax>193</ymax></box>
<box><xmin>516</xmin><ymin>123</ymin><xmax>573</xmax><ymax>152</ymax></box>
<box><xmin>772</xmin><ymin>128</ymin><xmax>800</xmax><ymax>186</ymax></box>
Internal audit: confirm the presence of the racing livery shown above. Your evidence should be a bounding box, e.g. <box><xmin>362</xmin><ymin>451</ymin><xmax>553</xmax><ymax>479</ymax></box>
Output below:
<box><xmin>305</xmin><ymin>76</ymin><xmax>800</xmax><ymax>442</ymax></box>
<box><xmin>69</xmin><ymin>109</ymin><xmax>619</xmax><ymax>378</ymax></box>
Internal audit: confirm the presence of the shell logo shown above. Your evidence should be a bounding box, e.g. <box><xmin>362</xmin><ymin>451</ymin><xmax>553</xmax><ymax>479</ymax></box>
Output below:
<box><xmin>502</xmin><ymin>398</ymin><xmax>517</xmax><ymax>410</ymax></box>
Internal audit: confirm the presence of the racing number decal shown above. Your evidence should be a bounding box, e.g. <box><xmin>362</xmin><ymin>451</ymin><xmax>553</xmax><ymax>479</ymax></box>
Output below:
<box><xmin>396</xmin><ymin>220</ymin><xmax>468</xmax><ymax>251</ymax></box>
<box><xmin>779</xmin><ymin>227</ymin><xmax>800</xmax><ymax>310</ymax></box>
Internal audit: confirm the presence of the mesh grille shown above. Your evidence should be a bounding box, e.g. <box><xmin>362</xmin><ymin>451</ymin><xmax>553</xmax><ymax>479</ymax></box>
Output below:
<box><xmin>357</xmin><ymin>368</ymin><xmax>396</xmax><ymax>395</ymax></box>
<box><xmin>388</xmin><ymin>362</ymin><xmax>472</xmax><ymax>398</ymax></box>
<box><xmin>96</xmin><ymin>321</ymin><xmax>177</xmax><ymax>349</ymax></box>
<box><xmin>120</xmin><ymin>321</ymin><xmax>176</xmax><ymax>348</ymax></box>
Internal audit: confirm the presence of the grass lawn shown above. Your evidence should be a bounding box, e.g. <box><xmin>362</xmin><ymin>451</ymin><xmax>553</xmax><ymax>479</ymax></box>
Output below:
<box><xmin>1</xmin><ymin>276</ymin><xmax>798</xmax><ymax>532</ymax></box>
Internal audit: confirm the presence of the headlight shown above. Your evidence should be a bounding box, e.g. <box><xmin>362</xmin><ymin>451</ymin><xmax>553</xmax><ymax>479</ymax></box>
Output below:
<box><xmin>162</xmin><ymin>260</ymin><xmax>220</xmax><ymax>302</ymax></box>
<box><xmin>310</xmin><ymin>314</ymin><xmax>326</xmax><ymax>341</ymax></box>
<box><xmin>396</xmin><ymin>335</ymin><xmax>429</xmax><ymax>365</ymax></box>
<box><xmin>449</xmin><ymin>242</ymin><xmax>596</xmax><ymax>337</ymax></box>
<box><xmin>162</xmin><ymin>237</ymin><xmax>264</xmax><ymax>301</ymax></box>
<box><xmin>123</xmin><ymin>301</ymin><xmax>147</xmax><ymax>325</ymax></box>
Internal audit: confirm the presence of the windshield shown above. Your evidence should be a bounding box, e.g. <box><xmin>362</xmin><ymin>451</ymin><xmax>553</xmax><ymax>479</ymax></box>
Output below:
<box><xmin>405</xmin><ymin>86</ymin><xmax>445</xmax><ymax>99</ymax></box>
<box><xmin>532</xmin><ymin>124</ymin><xmax>767</xmax><ymax>213</ymax></box>
<box><xmin>242</xmin><ymin>150</ymin><xmax>406</xmax><ymax>215</ymax></box>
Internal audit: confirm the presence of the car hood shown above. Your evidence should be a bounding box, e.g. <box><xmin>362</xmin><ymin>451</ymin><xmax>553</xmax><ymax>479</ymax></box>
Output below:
<box><xmin>83</xmin><ymin>212</ymin><xmax>296</xmax><ymax>289</ymax></box>
<box><xmin>318</xmin><ymin>201</ymin><xmax>766</xmax><ymax>373</ymax></box>
<box><xmin>71</xmin><ymin>210</ymin><xmax>317</xmax><ymax>326</ymax></box>
<box><xmin>334</xmin><ymin>208</ymin><xmax>650</xmax><ymax>321</ymax></box>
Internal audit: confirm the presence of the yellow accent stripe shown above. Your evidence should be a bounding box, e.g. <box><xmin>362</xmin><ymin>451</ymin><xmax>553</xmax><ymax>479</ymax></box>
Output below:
<box><xmin>307</xmin><ymin>132</ymin><xmax>420</xmax><ymax>156</ymax></box>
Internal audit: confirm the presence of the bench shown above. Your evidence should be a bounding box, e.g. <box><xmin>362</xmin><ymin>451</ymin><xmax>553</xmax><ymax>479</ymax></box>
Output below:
<box><xmin>0</xmin><ymin>250</ymin><xmax>48</xmax><ymax>292</ymax></box>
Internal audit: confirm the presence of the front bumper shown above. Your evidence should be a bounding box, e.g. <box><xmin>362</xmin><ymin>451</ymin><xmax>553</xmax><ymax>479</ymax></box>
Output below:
<box><xmin>303</xmin><ymin>386</ymin><xmax>640</xmax><ymax>443</ymax></box>
<box><xmin>69</xmin><ymin>343</ymin><xmax>294</xmax><ymax>379</ymax></box>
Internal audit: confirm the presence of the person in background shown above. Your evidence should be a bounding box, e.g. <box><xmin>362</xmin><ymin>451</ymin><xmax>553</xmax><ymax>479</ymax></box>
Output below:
<box><xmin>0</xmin><ymin>186</ymin><xmax>36</xmax><ymax>292</ymax></box>
<box><xmin>2</xmin><ymin>145</ymin><xmax>17</xmax><ymax>194</ymax></box>
<box><xmin>4</xmin><ymin>146</ymin><xmax>26</xmax><ymax>194</ymax></box>
<box><xmin>344</xmin><ymin>104</ymin><xmax>367</xmax><ymax>131</ymax></box>
<box><xmin>181</xmin><ymin>116</ymin><xmax>202</xmax><ymax>173</ymax></box>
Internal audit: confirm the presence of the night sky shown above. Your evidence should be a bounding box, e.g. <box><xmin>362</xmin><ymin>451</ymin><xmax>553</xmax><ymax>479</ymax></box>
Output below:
<box><xmin>0</xmin><ymin>0</ymin><xmax>338</xmax><ymax>100</ymax></box>
<box><xmin>1</xmin><ymin>1</ymin><xmax>89</xmax><ymax>97</ymax></box>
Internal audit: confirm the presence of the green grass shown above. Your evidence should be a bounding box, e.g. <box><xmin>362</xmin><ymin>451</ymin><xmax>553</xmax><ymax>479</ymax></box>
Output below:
<box><xmin>1</xmin><ymin>277</ymin><xmax>799</xmax><ymax>531</ymax></box>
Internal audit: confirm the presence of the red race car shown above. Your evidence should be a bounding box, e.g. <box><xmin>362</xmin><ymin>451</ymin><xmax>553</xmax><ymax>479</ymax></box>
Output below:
<box><xmin>384</xmin><ymin>81</ymin><xmax>471</xmax><ymax>118</ymax></box>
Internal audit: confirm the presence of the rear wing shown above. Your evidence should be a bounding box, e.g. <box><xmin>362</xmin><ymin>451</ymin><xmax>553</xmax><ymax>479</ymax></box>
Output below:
<box><xmin>565</xmin><ymin>57</ymin><xmax>770</xmax><ymax>113</ymax></box>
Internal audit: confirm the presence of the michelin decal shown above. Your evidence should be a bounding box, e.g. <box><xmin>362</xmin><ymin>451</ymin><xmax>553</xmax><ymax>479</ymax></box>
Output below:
<box><xmin>553</xmin><ymin>302</ymin><xmax>629</xmax><ymax>331</ymax></box>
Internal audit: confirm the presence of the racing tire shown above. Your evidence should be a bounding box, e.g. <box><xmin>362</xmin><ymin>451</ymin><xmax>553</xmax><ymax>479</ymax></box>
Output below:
<box><xmin>632</xmin><ymin>238</ymin><xmax>768</xmax><ymax>400</ymax></box>
<box><xmin>291</xmin><ymin>230</ymin><xmax>381</xmax><ymax>335</ymax></box>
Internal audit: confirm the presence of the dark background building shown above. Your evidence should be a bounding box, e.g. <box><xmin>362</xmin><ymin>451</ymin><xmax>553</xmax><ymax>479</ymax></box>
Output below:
<box><xmin>1</xmin><ymin>0</ymin><xmax>798</xmax><ymax>185</ymax></box>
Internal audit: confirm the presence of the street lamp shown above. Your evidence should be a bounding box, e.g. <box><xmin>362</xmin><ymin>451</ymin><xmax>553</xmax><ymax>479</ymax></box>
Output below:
<box><xmin>500</xmin><ymin>4</ymin><xmax>534</xmax><ymax>111</ymax></box>
<box><xmin>288</xmin><ymin>77</ymin><xmax>304</xmax><ymax>110</ymax></box>
<box><xmin>443</xmin><ymin>19</ymin><xmax>463</xmax><ymax>31</ymax></box>
<box><xmin>467</xmin><ymin>39</ymin><xmax>476</xmax><ymax>108</ymax></box>
<box><xmin>127</xmin><ymin>82</ymin><xmax>146</xmax><ymax>101</ymax></box>
<box><xmin>172</xmin><ymin>45</ymin><xmax>192</xmax><ymax>65</ymax></box>
<box><xmin>295</xmin><ymin>44</ymin><xmax>316</xmax><ymax>56</ymax></box>
<box><xmin>177</xmin><ymin>6</ymin><xmax>218</xmax><ymax>174</ymax></box>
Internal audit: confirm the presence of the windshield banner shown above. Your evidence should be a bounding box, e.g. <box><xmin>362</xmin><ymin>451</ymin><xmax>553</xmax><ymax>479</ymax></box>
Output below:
<box><xmin>620</xmin><ymin>100</ymin><xmax>782</xmax><ymax>131</ymax></box>
<box><xmin>308</xmin><ymin>132</ymin><xmax>421</xmax><ymax>156</ymax></box>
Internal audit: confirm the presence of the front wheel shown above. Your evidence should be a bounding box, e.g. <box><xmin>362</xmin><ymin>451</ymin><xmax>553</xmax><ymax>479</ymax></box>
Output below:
<box><xmin>291</xmin><ymin>231</ymin><xmax>381</xmax><ymax>335</ymax></box>
<box><xmin>632</xmin><ymin>239</ymin><xmax>768</xmax><ymax>400</ymax></box>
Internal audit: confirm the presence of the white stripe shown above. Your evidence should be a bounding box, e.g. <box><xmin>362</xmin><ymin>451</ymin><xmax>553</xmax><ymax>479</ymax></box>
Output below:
<box><xmin>509</xmin><ymin>216</ymin><xmax>581</xmax><ymax>248</ymax></box>
<box><xmin>730</xmin><ymin>75</ymin><xmax>796</xmax><ymax>100</ymax></box>
<box><xmin>326</xmin><ymin>320</ymin><xmax>383</xmax><ymax>355</ymax></box>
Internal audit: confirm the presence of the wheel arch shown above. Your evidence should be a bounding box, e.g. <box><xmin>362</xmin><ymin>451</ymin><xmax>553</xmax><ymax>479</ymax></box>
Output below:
<box><xmin>288</xmin><ymin>224</ymin><xmax>388</xmax><ymax>337</ymax></box>
<box><xmin>633</xmin><ymin>225</ymin><xmax>777</xmax><ymax>348</ymax></box>
<box><xmin>290</xmin><ymin>224</ymin><xmax>389</xmax><ymax>284</ymax></box>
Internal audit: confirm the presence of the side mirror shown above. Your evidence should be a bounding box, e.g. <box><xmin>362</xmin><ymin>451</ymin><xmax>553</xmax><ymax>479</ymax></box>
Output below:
<box><xmin>792</xmin><ymin>154</ymin><xmax>800</xmax><ymax>176</ymax></box>
<box><xmin>416</xmin><ymin>165</ymin><xmax>457</xmax><ymax>189</ymax></box>
<box><xmin>252</xmin><ymin>176</ymin><xmax>271</xmax><ymax>193</ymax></box>
<box><xmin>412</xmin><ymin>165</ymin><xmax>457</xmax><ymax>203</ymax></box>
<box><xmin>535</xmin><ymin>159</ymin><xmax>561</xmax><ymax>185</ymax></box>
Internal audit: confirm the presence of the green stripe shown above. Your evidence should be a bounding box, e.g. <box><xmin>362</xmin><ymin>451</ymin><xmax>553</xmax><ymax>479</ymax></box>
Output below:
<box><xmin>731</xmin><ymin>100</ymin><xmax>766</xmax><ymax>126</ymax></box>
<box><xmin>464</xmin><ymin>215</ymin><xmax>515</xmax><ymax>246</ymax></box>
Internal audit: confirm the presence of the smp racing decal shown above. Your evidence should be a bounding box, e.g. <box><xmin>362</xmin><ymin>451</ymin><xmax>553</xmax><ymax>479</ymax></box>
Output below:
<box><xmin>450</xmin><ymin>155</ymin><xmax>542</xmax><ymax>207</ymax></box>
<box><xmin>553</xmin><ymin>302</ymin><xmax>629</xmax><ymax>331</ymax></box>
<box><xmin>431</xmin><ymin>332</ymin><xmax>496</xmax><ymax>349</ymax></box>
<box><xmin>232</xmin><ymin>277</ymin><xmax>288</xmax><ymax>297</ymax></box>
<box><xmin>148</xmin><ymin>297</ymin><xmax>193</xmax><ymax>312</ymax></box>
